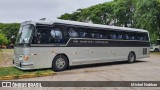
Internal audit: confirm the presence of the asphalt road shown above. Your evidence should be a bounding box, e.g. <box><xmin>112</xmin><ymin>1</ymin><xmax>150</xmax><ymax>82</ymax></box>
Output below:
<box><xmin>2</xmin><ymin>53</ymin><xmax>160</xmax><ymax>90</ymax></box>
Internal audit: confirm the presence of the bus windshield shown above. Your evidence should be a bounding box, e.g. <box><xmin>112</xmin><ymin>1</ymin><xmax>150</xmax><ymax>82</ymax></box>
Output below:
<box><xmin>16</xmin><ymin>25</ymin><xmax>34</xmax><ymax>45</ymax></box>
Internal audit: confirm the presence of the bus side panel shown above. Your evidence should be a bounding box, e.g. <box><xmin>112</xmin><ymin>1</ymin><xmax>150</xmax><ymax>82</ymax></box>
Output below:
<box><xmin>27</xmin><ymin>46</ymin><xmax>149</xmax><ymax>69</ymax></box>
<box><xmin>65</xmin><ymin>47</ymin><xmax>149</xmax><ymax>66</ymax></box>
<box><xmin>29</xmin><ymin>47</ymin><xmax>56</xmax><ymax>69</ymax></box>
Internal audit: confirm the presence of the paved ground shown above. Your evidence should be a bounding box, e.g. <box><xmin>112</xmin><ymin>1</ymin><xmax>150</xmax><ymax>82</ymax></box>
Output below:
<box><xmin>0</xmin><ymin>52</ymin><xmax>13</xmax><ymax>67</ymax></box>
<box><xmin>1</xmin><ymin>53</ymin><xmax>160</xmax><ymax>90</ymax></box>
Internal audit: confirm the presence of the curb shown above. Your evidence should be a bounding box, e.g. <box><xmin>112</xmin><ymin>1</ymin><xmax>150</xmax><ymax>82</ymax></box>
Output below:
<box><xmin>0</xmin><ymin>72</ymin><xmax>56</xmax><ymax>80</ymax></box>
<box><xmin>38</xmin><ymin>72</ymin><xmax>56</xmax><ymax>77</ymax></box>
<box><xmin>18</xmin><ymin>74</ymin><xmax>37</xmax><ymax>79</ymax></box>
<box><xmin>0</xmin><ymin>76</ymin><xmax>15</xmax><ymax>80</ymax></box>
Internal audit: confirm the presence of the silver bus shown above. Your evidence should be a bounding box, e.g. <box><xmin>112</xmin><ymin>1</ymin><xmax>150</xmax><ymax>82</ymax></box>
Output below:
<box><xmin>13</xmin><ymin>19</ymin><xmax>150</xmax><ymax>71</ymax></box>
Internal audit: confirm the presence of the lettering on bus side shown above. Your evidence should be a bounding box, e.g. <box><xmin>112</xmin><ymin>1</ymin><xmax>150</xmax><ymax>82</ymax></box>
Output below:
<box><xmin>68</xmin><ymin>39</ymin><xmax>149</xmax><ymax>47</ymax></box>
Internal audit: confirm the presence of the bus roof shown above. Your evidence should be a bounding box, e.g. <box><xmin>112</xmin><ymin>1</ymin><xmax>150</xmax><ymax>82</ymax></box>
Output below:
<box><xmin>23</xmin><ymin>19</ymin><xmax>148</xmax><ymax>33</ymax></box>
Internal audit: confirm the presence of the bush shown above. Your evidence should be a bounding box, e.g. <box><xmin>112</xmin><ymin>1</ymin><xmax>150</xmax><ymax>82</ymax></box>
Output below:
<box><xmin>0</xmin><ymin>34</ymin><xmax>8</xmax><ymax>45</ymax></box>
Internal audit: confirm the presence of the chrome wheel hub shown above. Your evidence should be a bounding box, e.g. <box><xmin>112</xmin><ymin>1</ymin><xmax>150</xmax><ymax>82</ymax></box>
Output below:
<box><xmin>129</xmin><ymin>54</ymin><xmax>134</xmax><ymax>62</ymax></box>
<box><xmin>56</xmin><ymin>58</ymin><xmax>65</xmax><ymax>69</ymax></box>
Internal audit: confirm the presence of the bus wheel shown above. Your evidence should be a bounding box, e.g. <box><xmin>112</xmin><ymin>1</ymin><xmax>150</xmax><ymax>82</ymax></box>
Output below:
<box><xmin>127</xmin><ymin>52</ymin><xmax>136</xmax><ymax>63</ymax></box>
<box><xmin>52</xmin><ymin>55</ymin><xmax>68</xmax><ymax>71</ymax></box>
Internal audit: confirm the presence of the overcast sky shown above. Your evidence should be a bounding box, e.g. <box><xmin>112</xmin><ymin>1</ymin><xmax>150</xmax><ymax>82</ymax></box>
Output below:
<box><xmin>0</xmin><ymin>0</ymin><xmax>112</xmax><ymax>23</ymax></box>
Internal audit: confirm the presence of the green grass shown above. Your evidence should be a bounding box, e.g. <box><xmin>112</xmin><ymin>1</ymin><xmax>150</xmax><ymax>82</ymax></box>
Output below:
<box><xmin>150</xmin><ymin>52</ymin><xmax>160</xmax><ymax>55</ymax></box>
<box><xmin>1</xmin><ymin>49</ymin><xmax>14</xmax><ymax>52</ymax></box>
<box><xmin>0</xmin><ymin>66</ymin><xmax>54</xmax><ymax>77</ymax></box>
<box><xmin>0</xmin><ymin>49</ymin><xmax>14</xmax><ymax>52</ymax></box>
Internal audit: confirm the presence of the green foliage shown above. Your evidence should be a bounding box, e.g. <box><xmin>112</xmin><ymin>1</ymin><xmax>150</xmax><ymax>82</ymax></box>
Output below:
<box><xmin>59</xmin><ymin>0</ymin><xmax>160</xmax><ymax>43</ymax></box>
<box><xmin>0</xmin><ymin>33</ymin><xmax>8</xmax><ymax>45</ymax></box>
<box><xmin>0</xmin><ymin>23</ymin><xmax>20</xmax><ymax>44</ymax></box>
<box><xmin>112</xmin><ymin>0</ymin><xmax>135</xmax><ymax>27</ymax></box>
<box><xmin>134</xmin><ymin>0</ymin><xmax>160</xmax><ymax>43</ymax></box>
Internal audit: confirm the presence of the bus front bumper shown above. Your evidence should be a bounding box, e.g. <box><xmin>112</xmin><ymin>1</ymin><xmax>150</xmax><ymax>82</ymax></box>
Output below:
<box><xmin>13</xmin><ymin>60</ymin><xmax>34</xmax><ymax>70</ymax></box>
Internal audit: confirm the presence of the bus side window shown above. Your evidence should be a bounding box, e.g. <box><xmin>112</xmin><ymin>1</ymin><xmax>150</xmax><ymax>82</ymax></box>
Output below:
<box><xmin>79</xmin><ymin>31</ymin><xmax>88</xmax><ymax>38</ymax></box>
<box><xmin>99</xmin><ymin>33</ymin><xmax>106</xmax><ymax>39</ymax></box>
<box><xmin>117</xmin><ymin>32</ymin><xmax>123</xmax><ymax>39</ymax></box>
<box><xmin>90</xmin><ymin>32</ymin><xmax>100</xmax><ymax>39</ymax></box>
<box><xmin>128</xmin><ymin>32</ymin><xmax>135</xmax><ymax>40</ymax></box>
<box><xmin>91</xmin><ymin>33</ymin><xmax>95</xmax><ymax>38</ymax></box>
<box><xmin>139</xmin><ymin>34</ymin><xmax>144</xmax><ymax>40</ymax></box>
<box><xmin>68</xmin><ymin>28</ymin><xmax>79</xmax><ymax>38</ymax></box>
<box><xmin>110</xmin><ymin>33</ymin><xmax>116</xmax><ymax>39</ymax></box>
<box><xmin>50</xmin><ymin>29</ymin><xmax>63</xmax><ymax>43</ymax></box>
<box><xmin>137</xmin><ymin>36</ymin><xmax>140</xmax><ymax>40</ymax></box>
<box><xmin>132</xmin><ymin>36</ymin><xmax>135</xmax><ymax>40</ymax></box>
<box><xmin>135</xmin><ymin>33</ymin><xmax>140</xmax><ymax>40</ymax></box>
<box><xmin>125</xmin><ymin>34</ymin><xmax>129</xmax><ymax>40</ymax></box>
<box><xmin>35</xmin><ymin>30</ymin><xmax>49</xmax><ymax>44</ymax></box>
<box><xmin>95</xmin><ymin>33</ymin><xmax>100</xmax><ymax>38</ymax></box>
<box><xmin>142</xmin><ymin>33</ymin><xmax>149</xmax><ymax>41</ymax></box>
<box><xmin>144</xmin><ymin>33</ymin><xmax>149</xmax><ymax>41</ymax></box>
<box><xmin>127</xmin><ymin>33</ymin><xmax>132</xmax><ymax>40</ymax></box>
<box><xmin>105</xmin><ymin>31</ymin><xmax>109</xmax><ymax>39</ymax></box>
<box><xmin>32</xmin><ymin>32</ymin><xmax>41</xmax><ymax>44</ymax></box>
<box><xmin>41</xmin><ymin>32</ymin><xmax>48</xmax><ymax>44</ymax></box>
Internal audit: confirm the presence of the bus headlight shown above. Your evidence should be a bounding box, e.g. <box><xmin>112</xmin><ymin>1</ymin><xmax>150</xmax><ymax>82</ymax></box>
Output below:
<box><xmin>23</xmin><ymin>55</ymin><xmax>29</xmax><ymax>61</ymax></box>
<box><xmin>19</xmin><ymin>55</ymin><xmax>23</xmax><ymax>60</ymax></box>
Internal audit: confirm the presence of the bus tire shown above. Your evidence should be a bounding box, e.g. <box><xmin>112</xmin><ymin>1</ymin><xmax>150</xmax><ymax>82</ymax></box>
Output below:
<box><xmin>127</xmin><ymin>52</ymin><xmax>136</xmax><ymax>63</ymax></box>
<box><xmin>52</xmin><ymin>55</ymin><xmax>68</xmax><ymax>72</ymax></box>
<box><xmin>154</xmin><ymin>48</ymin><xmax>159</xmax><ymax>52</ymax></box>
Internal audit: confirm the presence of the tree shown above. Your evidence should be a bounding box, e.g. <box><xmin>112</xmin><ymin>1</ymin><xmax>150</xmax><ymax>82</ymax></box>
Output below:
<box><xmin>0</xmin><ymin>23</ymin><xmax>20</xmax><ymax>44</ymax></box>
<box><xmin>0</xmin><ymin>34</ymin><xmax>8</xmax><ymax>47</ymax></box>
<box><xmin>112</xmin><ymin>0</ymin><xmax>135</xmax><ymax>27</ymax></box>
<box><xmin>134</xmin><ymin>0</ymin><xmax>160</xmax><ymax>42</ymax></box>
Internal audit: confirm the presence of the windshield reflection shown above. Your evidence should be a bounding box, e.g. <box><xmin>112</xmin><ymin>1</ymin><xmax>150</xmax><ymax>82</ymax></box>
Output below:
<box><xmin>16</xmin><ymin>25</ymin><xmax>34</xmax><ymax>44</ymax></box>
